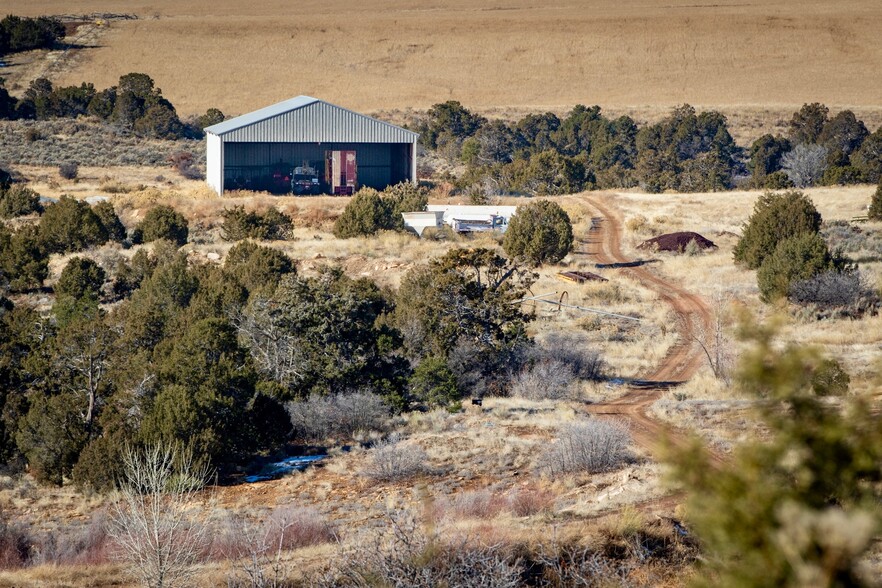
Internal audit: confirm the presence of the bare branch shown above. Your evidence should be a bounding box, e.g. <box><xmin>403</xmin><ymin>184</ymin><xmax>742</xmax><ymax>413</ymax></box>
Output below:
<box><xmin>108</xmin><ymin>444</ymin><xmax>212</xmax><ymax>588</ymax></box>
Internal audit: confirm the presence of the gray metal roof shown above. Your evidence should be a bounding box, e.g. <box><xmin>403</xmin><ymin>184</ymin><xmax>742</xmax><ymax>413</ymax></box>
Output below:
<box><xmin>204</xmin><ymin>95</ymin><xmax>418</xmax><ymax>144</ymax></box>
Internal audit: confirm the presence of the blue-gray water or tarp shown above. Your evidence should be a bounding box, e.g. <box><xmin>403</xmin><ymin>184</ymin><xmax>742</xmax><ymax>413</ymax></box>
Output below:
<box><xmin>244</xmin><ymin>455</ymin><xmax>326</xmax><ymax>483</ymax></box>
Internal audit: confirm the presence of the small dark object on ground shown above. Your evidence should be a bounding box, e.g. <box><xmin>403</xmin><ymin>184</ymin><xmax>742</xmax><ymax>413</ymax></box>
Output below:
<box><xmin>595</xmin><ymin>259</ymin><xmax>660</xmax><ymax>269</ymax></box>
<box><xmin>471</xmin><ymin>398</ymin><xmax>483</xmax><ymax>406</ymax></box>
<box><xmin>557</xmin><ymin>270</ymin><xmax>608</xmax><ymax>284</ymax></box>
<box><xmin>638</xmin><ymin>231</ymin><xmax>717</xmax><ymax>252</ymax></box>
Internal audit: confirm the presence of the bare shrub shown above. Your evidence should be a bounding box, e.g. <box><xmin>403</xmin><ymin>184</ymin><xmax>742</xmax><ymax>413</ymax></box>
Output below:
<box><xmin>168</xmin><ymin>151</ymin><xmax>203</xmax><ymax>180</ymax></box>
<box><xmin>286</xmin><ymin>392</ymin><xmax>391</xmax><ymax>443</ymax></box>
<box><xmin>541</xmin><ymin>420</ymin><xmax>632</xmax><ymax>475</ymax></box>
<box><xmin>822</xmin><ymin>221</ymin><xmax>882</xmax><ymax>256</ymax></box>
<box><xmin>36</xmin><ymin>509</ymin><xmax>112</xmax><ymax>566</ymax></box>
<box><xmin>536</xmin><ymin>332</ymin><xmax>605</xmax><ymax>380</ymax></box>
<box><xmin>782</xmin><ymin>144</ymin><xmax>828</xmax><ymax>187</ymax></box>
<box><xmin>100</xmin><ymin>178</ymin><xmax>143</xmax><ymax>194</ymax></box>
<box><xmin>690</xmin><ymin>289</ymin><xmax>734</xmax><ymax>385</ymax></box>
<box><xmin>361</xmin><ymin>435</ymin><xmax>430</xmax><ymax>481</ymax></box>
<box><xmin>506</xmin><ymin>486</ymin><xmax>555</xmax><ymax>517</ymax></box>
<box><xmin>266</xmin><ymin>506</ymin><xmax>334</xmax><ymax>550</ymax></box>
<box><xmin>24</xmin><ymin>127</ymin><xmax>42</xmax><ymax>142</ymax></box>
<box><xmin>296</xmin><ymin>208</ymin><xmax>336</xmax><ymax>230</ymax></box>
<box><xmin>0</xmin><ymin>511</ymin><xmax>33</xmax><ymax>570</ymax></box>
<box><xmin>321</xmin><ymin>510</ymin><xmax>521</xmax><ymax>588</ymax></box>
<box><xmin>625</xmin><ymin>214</ymin><xmax>649</xmax><ymax>233</ymax></box>
<box><xmin>537</xmin><ymin>541</ymin><xmax>638</xmax><ymax>587</ymax></box>
<box><xmin>511</xmin><ymin>359</ymin><xmax>576</xmax><ymax>400</ymax></box>
<box><xmin>58</xmin><ymin>162</ymin><xmax>79</xmax><ymax>180</ymax></box>
<box><xmin>219</xmin><ymin>506</ymin><xmax>335</xmax><ymax>587</ymax></box>
<box><xmin>444</xmin><ymin>489</ymin><xmax>506</xmax><ymax>520</ymax></box>
<box><xmin>789</xmin><ymin>269</ymin><xmax>866</xmax><ymax>309</ymax></box>
<box><xmin>108</xmin><ymin>444</ymin><xmax>211</xmax><ymax>588</ymax></box>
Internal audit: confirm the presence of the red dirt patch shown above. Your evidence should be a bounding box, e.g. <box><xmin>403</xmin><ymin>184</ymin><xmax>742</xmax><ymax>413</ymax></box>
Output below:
<box><xmin>637</xmin><ymin>231</ymin><xmax>717</xmax><ymax>252</ymax></box>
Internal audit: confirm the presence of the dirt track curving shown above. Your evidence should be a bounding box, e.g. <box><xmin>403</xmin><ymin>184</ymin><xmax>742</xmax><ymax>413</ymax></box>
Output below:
<box><xmin>582</xmin><ymin>195</ymin><xmax>726</xmax><ymax>469</ymax></box>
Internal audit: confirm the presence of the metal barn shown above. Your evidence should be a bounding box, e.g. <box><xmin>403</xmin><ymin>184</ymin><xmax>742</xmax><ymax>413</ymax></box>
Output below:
<box><xmin>205</xmin><ymin>96</ymin><xmax>418</xmax><ymax>195</ymax></box>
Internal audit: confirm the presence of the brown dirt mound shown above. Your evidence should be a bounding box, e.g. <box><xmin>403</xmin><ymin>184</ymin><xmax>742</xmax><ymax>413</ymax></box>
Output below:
<box><xmin>637</xmin><ymin>232</ymin><xmax>717</xmax><ymax>252</ymax></box>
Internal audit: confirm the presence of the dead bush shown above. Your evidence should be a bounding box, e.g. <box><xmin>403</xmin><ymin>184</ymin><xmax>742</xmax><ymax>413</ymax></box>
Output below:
<box><xmin>296</xmin><ymin>208</ymin><xmax>336</xmax><ymax>230</ymax></box>
<box><xmin>286</xmin><ymin>392</ymin><xmax>391</xmax><ymax>443</ymax></box>
<box><xmin>511</xmin><ymin>360</ymin><xmax>576</xmax><ymax>400</ymax></box>
<box><xmin>58</xmin><ymin>162</ymin><xmax>79</xmax><ymax>180</ymax></box>
<box><xmin>34</xmin><ymin>509</ymin><xmax>112</xmax><ymax>566</ymax></box>
<box><xmin>535</xmin><ymin>332</ymin><xmax>605</xmax><ymax>380</ymax></box>
<box><xmin>541</xmin><ymin>420</ymin><xmax>632</xmax><ymax>476</ymax></box>
<box><xmin>310</xmin><ymin>511</ymin><xmax>694</xmax><ymax>587</ymax></box>
<box><xmin>444</xmin><ymin>489</ymin><xmax>507</xmax><ymax>520</ymax></box>
<box><xmin>318</xmin><ymin>510</ymin><xmax>521</xmax><ymax>588</ymax></box>
<box><xmin>361</xmin><ymin>435</ymin><xmax>431</xmax><ymax>481</ymax></box>
<box><xmin>266</xmin><ymin>506</ymin><xmax>334</xmax><ymax>550</ymax></box>
<box><xmin>218</xmin><ymin>506</ymin><xmax>335</xmax><ymax>587</ymax></box>
<box><xmin>24</xmin><ymin>127</ymin><xmax>42</xmax><ymax>142</ymax></box>
<box><xmin>0</xmin><ymin>512</ymin><xmax>33</xmax><ymax>570</ymax></box>
<box><xmin>168</xmin><ymin>151</ymin><xmax>203</xmax><ymax>180</ymax></box>
<box><xmin>536</xmin><ymin>541</ymin><xmax>638</xmax><ymax>587</ymax></box>
<box><xmin>789</xmin><ymin>269</ymin><xmax>867</xmax><ymax>309</ymax></box>
<box><xmin>108</xmin><ymin>445</ymin><xmax>211</xmax><ymax>588</ymax></box>
<box><xmin>506</xmin><ymin>486</ymin><xmax>555</xmax><ymax>517</ymax></box>
<box><xmin>99</xmin><ymin>178</ymin><xmax>143</xmax><ymax>194</ymax></box>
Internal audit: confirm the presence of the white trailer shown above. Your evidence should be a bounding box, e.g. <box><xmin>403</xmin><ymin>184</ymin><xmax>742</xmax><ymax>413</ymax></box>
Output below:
<box><xmin>426</xmin><ymin>205</ymin><xmax>518</xmax><ymax>233</ymax></box>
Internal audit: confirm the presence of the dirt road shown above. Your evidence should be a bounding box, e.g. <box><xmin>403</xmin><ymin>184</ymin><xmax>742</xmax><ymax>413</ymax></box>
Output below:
<box><xmin>582</xmin><ymin>195</ymin><xmax>726</xmax><ymax>468</ymax></box>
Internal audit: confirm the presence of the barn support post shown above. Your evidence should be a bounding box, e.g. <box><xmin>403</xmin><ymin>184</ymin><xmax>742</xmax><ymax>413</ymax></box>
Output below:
<box><xmin>206</xmin><ymin>133</ymin><xmax>224</xmax><ymax>195</ymax></box>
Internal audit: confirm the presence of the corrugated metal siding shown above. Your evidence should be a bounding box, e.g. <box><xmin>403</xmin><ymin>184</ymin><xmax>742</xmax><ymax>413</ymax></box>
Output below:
<box><xmin>217</xmin><ymin>101</ymin><xmax>417</xmax><ymax>144</ymax></box>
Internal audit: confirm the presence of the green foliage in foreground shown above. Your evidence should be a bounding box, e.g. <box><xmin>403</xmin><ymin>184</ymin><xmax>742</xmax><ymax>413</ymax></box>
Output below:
<box><xmin>869</xmin><ymin>181</ymin><xmax>882</xmax><ymax>221</ymax></box>
<box><xmin>408</xmin><ymin>356</ymin><xmax>460</xmax><ymax>408</ymax></box>
<box><xmin>503</xmin><ymin>200</ymin><xmax>573</xmax><ymax>265</ymax></box>
<box><xmin>333</xmin><ymin>183</ymin><xmax>428</xmax><ymax>238</ymax></box>
<box><xmin>240</xmin><ymin>267</ymin><xmax>409</xmax><ymax>404</ymax></box>
<box><xmin>0</xmin><ymin>222</ymin><xmax>47</xmax><ymax>291</ymax></box>
<box><xmin>733</xmin><ymin>191</ymin><xmax>822</xmax><ymax>270</ymax></box>
<box><xmin>669</xmin><ymin>321</ymin><xmax>882</xmax><ymax>587</ymax></box>
<box><xmin>756</xmin><ymin>232</ymin><xmax>846</xmax><ymax>302</ymax></box>
<box><xmin>224</xmin><ymin>240</ymin><xmax>295</xmax><ymax>296</ymax></box>
<box><xmin>221</xmin><ymin>206</ymin><xmax>292</xmax><ymax>241</ymax></box>
<box><xmin>134</xmin><ymin>204</ymin><xmax>189</xmax><ymax>246</ymax></box>
<box><xmin>56</xmin><ymin>257</ymin><xmax>105</xmax><ymax>302</ymax></box>
<box><xmin>0</xmin><ymin>185</ymin><xmax>42</xmax><ymax>219</ymax></box>
<box><xmin>38</xmin><ymin>196</ymin><xmax>108</xmax><ymax>254</ymax></box>
<box><xmin>395</xmin><ymin>248</ymin><xmax>535</xmax><ymax>398</ymax></box>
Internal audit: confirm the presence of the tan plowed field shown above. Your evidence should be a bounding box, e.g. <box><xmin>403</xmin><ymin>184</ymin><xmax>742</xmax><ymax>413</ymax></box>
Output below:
<box><xmin>2</xmin><ymin>0</ymin><xmax>882</xmax><ymax>126</ymax></box>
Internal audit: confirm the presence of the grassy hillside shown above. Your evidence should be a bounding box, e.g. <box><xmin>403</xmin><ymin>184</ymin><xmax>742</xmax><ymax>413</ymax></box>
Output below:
<box><xmin>1</xmin><ymin>0</ymin><xmax>881</xmax><ymax>120</ymax></box>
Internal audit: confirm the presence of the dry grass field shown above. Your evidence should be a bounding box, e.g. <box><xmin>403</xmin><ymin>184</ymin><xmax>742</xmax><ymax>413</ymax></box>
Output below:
<box><xmin>2</xmin><ymin>0</ymin><xmax>882</xmax><ymax>137</ymax></box>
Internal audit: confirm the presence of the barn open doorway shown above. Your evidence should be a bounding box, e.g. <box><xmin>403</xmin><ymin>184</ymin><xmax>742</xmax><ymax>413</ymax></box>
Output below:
<box><xmin>325</xmin><ymin>150</ymin><xmax>357</xmax><ymax>195</ymax></box>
